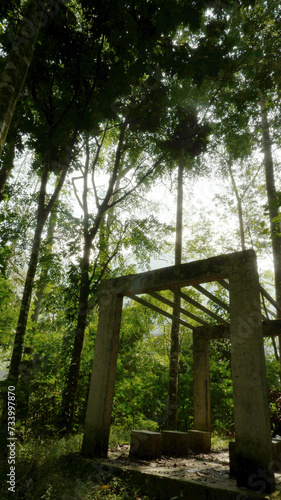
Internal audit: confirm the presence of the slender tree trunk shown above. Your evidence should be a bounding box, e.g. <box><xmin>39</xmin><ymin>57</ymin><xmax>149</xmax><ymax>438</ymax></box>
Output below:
<box><xmin>16</xmin><ymin>201</ymin><xmax>60</xmax><ymax>421</ymax></box>
<box><xmin>60</xmin><ymin>126</ymin><xmax>128</xmax><ymax>432</ymax></box>
<box><xmin>60</xmin><ymin>123</ymin><xmax>164</xmax><ymax>432</ymax></box>
<box><xmin>31</xmin><ymin>200</ymin><xmax>59</xmax><ymax>325</ymax></box>
<box><xmin>0</xmin><ymin>157</ymin><xmax>70</xmax><ymax>445</ymax></box>
<box><xmin>0</xmin><ymin>135</ymin><xmax>16</xmax><ymax>200</ymax></box>
<box><xmin>61</xmin><ymin>234</ymin><xmax>92</xmax><ymax>433</ymax></box>
<box><xmin>61</xmin><ymin>136</ymin><xmax>92</xmax><ymax>432</ymax></box>
<box><xmin>168</xmin><ymin>161</ymin><xmax>183</xmax><ymax>430</ymax></box>
<box><xmin>0</xmin><ymin>0</ymin><xmax>46</xmax><ymax>158</ymax></box>
<box><xmin>227</xmin><ymin>159</ymin><xmax>246</xmax><ymax>251</ymax></box>
<box><xmin>0</xmin><ymin>169</ymin><xmax>48</xmax><ymax>445</ymax></box>
<box><xmin>260</xmin><ymin>96</ymin><xmax>281</xmax><ymax>375</ymax></box>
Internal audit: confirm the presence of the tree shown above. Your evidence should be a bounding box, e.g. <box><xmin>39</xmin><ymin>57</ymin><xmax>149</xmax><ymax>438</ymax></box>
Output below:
<box><xmin>163</xmin><ymin>106</ymin><xmax>210</xmax><ymax>429</ymax></box>
<box><xmin>60</xmin><ymin>112</ymin><xmax>169</xmax><ymax>432</ymax></box>
<box><xmin>58</xmin><ymin>0</ymin><xmax>238</xmax><ymax>433</ymax></box>
<box><xmin>0</xmin><ymin>0</ymin><xmax>49</xmax><ymax>160</ymax></box>
<box><xmin>0</xmin><ymin>0</ymin><xmax>91</xmax><ymax>442</ymax></box>
<box><xmin>212</xmin><ymin>0</ymin><xmax>281</xmax><ymax>366</ymax></box>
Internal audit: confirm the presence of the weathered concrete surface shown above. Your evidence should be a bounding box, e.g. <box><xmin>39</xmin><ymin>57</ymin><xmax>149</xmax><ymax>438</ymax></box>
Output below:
<box><xmin>96</xmin><ymin>452</ymin><xmax>281</xmax><ymax>500</ymax></box>
<box><xmin>189</xmin><ymin>430</ymin><xmax>211</xmax><ymax>454</ymax></box>
<box><xmin>193</xmin><ymin>335</ymin><xmax>211</xmax><ymax>432</ymax></box>
<box><xmin>230</xmin><ymin>439</ymin><xmax>281</xmax><ymax>476</ymax></box>
<box><xmin>273</xmin><ymin>439</ymin><xmax>281</xmax><ymax>461</ymax></box>
<box><xmin>194</xmin><ymin>321</ymin><xmax>281</xmax><ymax>340</ymax></box>
<box><xmin>229</xmin><ymin>441</ymin><xmax>236</xmax><ymax>477</ymax></box>
<box><xmin>81</xmin><ymin>286</ymin><xmax>123</xmax><ymax>458</ymax></box>
<box><xmin>162</xmin><ymin>430</ymin><xmax>189</xmax><ymax>457</ymax></box>
<box><xmin>103</xmin><ymin>250</ymin><xmax>255</xmax><ymax>296</ymax></box>
<box><xmin>229</xmin><ymin>253</ymin><xmax>275</xmax><ymax>492</ymax></box>
<box><xmin>129</xmin><ymin>430</ymin><xmax>162</xmax><ymax>459</ymax></box>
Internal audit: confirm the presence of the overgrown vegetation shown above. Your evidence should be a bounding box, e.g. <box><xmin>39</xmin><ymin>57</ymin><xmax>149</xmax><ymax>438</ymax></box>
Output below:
<box><xmin>0</xmin><ymin>434</ymin><xmax>152</xmax><ymax>499</ymax></box>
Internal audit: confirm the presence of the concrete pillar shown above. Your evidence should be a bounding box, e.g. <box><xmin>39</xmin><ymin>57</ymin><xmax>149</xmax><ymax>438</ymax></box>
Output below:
<box><xmin>229</xmin><ymin>252</ymin><xmax>275</xmax><ymax>492</ymax></box>
<box><xmin>193</xmin><ymin>333</ymin><xmax>211</xmax><ymax>432</ymax></box>
<box><xmin>81</xmin><ymin>282</ymin><xmax>123</xmax><ymax>458</ymax></box>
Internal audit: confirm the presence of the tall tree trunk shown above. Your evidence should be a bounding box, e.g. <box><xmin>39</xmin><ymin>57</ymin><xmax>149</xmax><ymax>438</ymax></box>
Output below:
<box><xmin>260</xmin><ymin>96</ymin><xmax>281</xmax><ymax>375</ymax></box>
<box><xmin>0</xmin><ymin>0</ymin><xmax>46</xmax><ymax>158</ymax></box>
<box><xmin>0</xmin><ymin>168</ymin><xmax>48</xmax><ymax>445</ymax></box>
<box><xmin>15</xmin><ymin>201</ymin><xmax>60</xmax><ymax>421</ymax></box>
<box><xmin>168</xmin><ymin>161</ymin><xmax>183</xmax><ymax>430</ymax></box>
<box><xmin>60</xmin><ymin>125</ymin><xmax>127</xmax><ymax>432</ymax></box>
<box><xmin>31</xmin><ymin>199</ymin><xmax>59</xmax><ymax>325</ymax></box>
<box><xmin>61</xmin><ymin>136</ymin><xmax>92</xmax><ymax>432</ymax></box>
<box><xmin>0</xmin><ymin>158</ymin><xmax>69</xmax><ymax>446</ymax></box>
<box><xmin>0</xmin><ymin>135</ymin><xmax>16</xmax><ymax>201</ymax></box>
<box><xmin>61</xmin><ymin>234</ymin><xmax>92</xmax><ymax>433</ymax></box>
<box><xmin>227</xmin><ymin>159</ymin><xmax>246</xmax><ymax>251</ymax></box>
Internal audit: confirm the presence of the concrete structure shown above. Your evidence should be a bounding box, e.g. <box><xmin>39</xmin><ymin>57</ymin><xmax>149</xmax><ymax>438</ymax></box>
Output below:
<box><xmin>229</xmin><ymin>441</ymin><xmax>237</xmax><ymax>477</ymax></box>
<box><xmin>162</xmin><ymin>430</ymin><xmax>189</xmax><ymax>457</ymax></box>
<box><xmin>193</xmin><ymin>335</ymin><xmax>211</xmax><ymax>433</ymax></box>
<box><xmin>81</xmin><ymin>250</ymin><xmax>275</xmax><ymax>493</ymax></box>
<box><xmin>189</xmin><ymin>430</ymin><xmax>211</xmax><ymax>454</ymax></box>
<box><xmin>272</xmin><ymin>438</ymin><xmax>281</xmax><ymax>462</ymax></box>
<box><xmin>129</xmin><ymin>430</ymin><xmax>162</xmax><ymax>459</ymax></box>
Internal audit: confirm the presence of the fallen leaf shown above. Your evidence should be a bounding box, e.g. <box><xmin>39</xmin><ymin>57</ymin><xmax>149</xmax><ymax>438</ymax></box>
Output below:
<box><xmin>97</xmin><ymin>485</ymin><xmax>110</xmax><ymax>491</ymax></box>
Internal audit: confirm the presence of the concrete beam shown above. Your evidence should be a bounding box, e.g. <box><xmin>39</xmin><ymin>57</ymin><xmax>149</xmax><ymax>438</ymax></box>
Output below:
<box><xmin>194</xmin><ymin>321</ymin><xmax>281</xmax><ymax>341</ymax></box>
<box><xmin>103</xmin><ymin>250</ymin><xmax>256</xmax><ymax>296</ymax></box>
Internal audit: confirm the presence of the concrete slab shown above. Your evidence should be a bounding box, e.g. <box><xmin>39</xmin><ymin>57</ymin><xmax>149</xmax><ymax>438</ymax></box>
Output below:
<box><xmin>96</xmin><ymin>453</ymin><xmax>281</xmax><ymax>500</ymax></box>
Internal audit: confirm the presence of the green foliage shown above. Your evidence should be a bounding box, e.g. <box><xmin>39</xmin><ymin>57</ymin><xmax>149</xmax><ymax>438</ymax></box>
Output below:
<box><xmin>162</xmin><ymin>106</ymin><xmax>210</xmax><ymax>160</ymax></box>
<box><xmin>268</xmin><ymin>387</ymin><xmax>281</xmax><ymax>437</ymax></box>
<box><xmin>0</xmin><ymin>434</ymin><xmax>150</xmax><ymax>499</ymax></box>
<box><xmin>0</xmin><ymin>276</ymin><xmax>19</xmax><ymax>346</ymax></box>
<box><xmin>209</xmin><ymin>340</ymin><xmax>234</xmax><ymax>434</ymax></box>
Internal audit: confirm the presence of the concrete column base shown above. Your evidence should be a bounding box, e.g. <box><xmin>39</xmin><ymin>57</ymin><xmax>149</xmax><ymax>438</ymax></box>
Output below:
<box><xmin>129</xmin><ymin>430</ymin><xmax>162</xmax><ymax>459</ymax></box>
<box><xmin>188</xmin><ymin>430</ymin><xmax>211</xmax><ymax>453</ymax></box>
<box><xmin>229</xmin><ymin>441</ymin><xmax>236</xmax><ymax>477</ymax></box>
<box><xmin>272</xmin><ymin>438</ymin><xmax>281</xmax><ymax>461</ymax></box>
<box><xmin>230</xmin><ymin>439</ymin><xmax>281</xmax><ymax>472</ymax></box>
<box><xmin>162</xmin><ymin>431</ymin><xmax>189</xmax><ymax>457</ymax></box>
<box><xmin>229</xmin><ymin>441</ymin><xmax>276</xmax><ymax>493</ymax></box>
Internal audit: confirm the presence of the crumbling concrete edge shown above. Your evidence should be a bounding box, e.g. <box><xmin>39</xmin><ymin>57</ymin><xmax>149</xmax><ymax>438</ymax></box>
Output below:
<box><xmin>97</xmin><ymin>460</ymin><xmax>281</xmax><ymax>500</ymax></box>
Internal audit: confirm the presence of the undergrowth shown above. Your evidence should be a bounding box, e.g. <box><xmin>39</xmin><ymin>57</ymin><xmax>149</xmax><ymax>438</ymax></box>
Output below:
<box><xmin>0</xmin><ymin>425</ymin><xmax>235</xmax><ymax>499</ymax></box>
<box><xmin>0</xmin><ymin>433</ymin><xmax>150</xmax><ymax>499</ymax></box>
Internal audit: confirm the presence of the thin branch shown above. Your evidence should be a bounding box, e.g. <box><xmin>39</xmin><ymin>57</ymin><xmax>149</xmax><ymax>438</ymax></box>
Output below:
<box><xmin>83</xmin><ymin>136</ymin><xmax>90</xmax><ymax>228</ymax></box>
<box><xmin>71</xmin><ymin>176</ymin><xmax>84</xmax><ymax>211</ymax></box>
<box><xmin>109</xmin><ymin>152</ymin><xmax>167</xmax><ymax>209</ymax></box>
<box><xmin>91</xmin><ymin>122</ymin><xmax>109</xmax><ymax>208</ymax></box>
<box><xmin>88</xmin><ymin>121</ymin><xmax>128</xmax><ymax>240</ymax></box>
<box><xmin>201</xmin><ymin>80</ymin><xmax>225</xmax><ymax>123</ymax></box>
<box><xmin>240</xmin><ymin>162</ymin><xmax>263</xmax><ymax>199</ymax></box>
<box><xmin>90</xmin><ymin>224</ymin><xmax>126</xmax><ymax>287</ymax></box>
